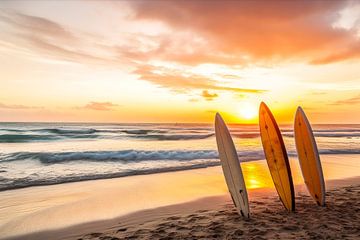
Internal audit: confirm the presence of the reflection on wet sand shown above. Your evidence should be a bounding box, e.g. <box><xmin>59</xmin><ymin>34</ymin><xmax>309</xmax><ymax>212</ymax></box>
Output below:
<box><xmin>243</xmin><ymin>154</ymin><xmax>360</xmax><ymax>190</ymax></box>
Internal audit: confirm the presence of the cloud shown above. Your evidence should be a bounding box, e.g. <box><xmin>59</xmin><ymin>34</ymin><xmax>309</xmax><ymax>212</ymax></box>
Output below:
<box><xmin>201</xmin><ymin>90</ymin><xmax>218</xmax><ymax>101</ymax></box>
<box><xmin>129</xmin><ymin>1</ymin><xmax>360</xmax><ymax>65</ymax></box>
<box><xmin>188</xmin><ymin>98</ymin><xmax>199</xmax><ymax>102</ymax></box>
<box><xmin>80</xmin><ymin>102</ymin><xmax>119</xmax><ymax>111</ymax></box>
<box><xmin>4</xmin><ymin>2</ymin><xmax>358</xmax><ymax>71</ymax></box>
<box><xmin>134</xmin><ymin>64</ymin><xmax>264</xmax><ymax>93</ymax></box>
<box><xmin>0</xmin><ymin>10</ymin><xmax>122</xmax><ymax>66</ymax></box>
<box><xmin>330</xmin><ymin>94</ymin><xmax>360</xmax><ymax>105</ymax></box>
<box><xmin>310</xmin><ymin>43</ymin><xmax>360</xmax><ymax>65</ymax></box>
<box><xmin>118</xmin><ymin>33</ymin><xmax>250</xmax><ymax>66</ymax></box>
<box><xmin>0</xmin><ymin>102</ymin><xmax>42</xmax><ymax>109</ymax></box>
<box><xmin>0</xmin><ymin>9</ymin><xmax>252</xmax><ymax>94</ymax></box>
<box><xmin>1</xmin><ymin>2</ymin><xmax>359</xmax><ymax>102</ymax></box>
<box><xmin>0</xmin><ymin>10</ymin><xmax>74</xmax><ymax>40</ymax></box>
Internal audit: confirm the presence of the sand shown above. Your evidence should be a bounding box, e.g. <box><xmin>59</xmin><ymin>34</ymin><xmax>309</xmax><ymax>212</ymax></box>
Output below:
<box><xmin>10</xmin><ymin>181</ymin><xmax>360</xmax><ymax>240</ymax></box>
<box><xmin>1</xmin><ymin>155</ymin><xmax>360</xmax><ymax>240</ymax></box>
<box><xmin>83</xmin><ymin>185</ymin><xmax>360</xmax><ymax>240</ymax></box>
<box><xmin>117</xmin><ymin>186</ymin><xmax>359</xmax><ymax>240</ymax></box>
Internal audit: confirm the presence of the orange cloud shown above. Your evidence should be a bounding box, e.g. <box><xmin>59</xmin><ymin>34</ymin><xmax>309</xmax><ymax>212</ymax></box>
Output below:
<box><xmin>119</xmin><ymin>34</ymin><xmax>249</xmax><ymax>66</ymax></box>
<box><xmin>310</xmin><ymin>43</ymin><xmax>360</xmax><ymax>64</ymax></box>
<box><xmin>129</xmin><ymin>1</ymin><xmax>359</xmax><ymax>65</ymax></box>
<box><xmin>201</xmin><ymin>90</ymin><xmax>218</xmax><ymax>101</ymax></box>
<box><xmin>134</xmin><ymin>64</ymin><xmax>264</xmax><ymax>93</ymax></box>
<box><xmin>0</xmin><ymin>102</ymin><xmax>42</xmax><ymax>110</ymax></box>
<box><xmin>330</xmin><ymin>94</ymin><xmax>360</xmax><ymax>105</ymax></box>
<box><xmin>80</xmin><ymin>102</ymin><xmax>119</xmax><ymax>111</ymax></box>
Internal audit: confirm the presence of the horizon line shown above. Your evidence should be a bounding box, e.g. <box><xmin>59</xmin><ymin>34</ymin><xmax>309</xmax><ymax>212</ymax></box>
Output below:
<box><xmin>0</xmin><ymin>121</ymin><xmax>359</xmax><ymax>125</ymax></box>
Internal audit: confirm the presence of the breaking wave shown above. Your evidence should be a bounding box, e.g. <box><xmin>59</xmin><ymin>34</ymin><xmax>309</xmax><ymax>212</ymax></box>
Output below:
<box><xmin>0</xmin><ymin>149</ymin><xmax>265</xmax><ymax>164</ymax></box>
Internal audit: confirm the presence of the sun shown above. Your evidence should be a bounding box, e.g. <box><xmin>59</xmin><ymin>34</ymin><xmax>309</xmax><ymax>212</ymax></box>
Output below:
<box><xmin>238</xmin><ymin>102</ymin><xmax>257</xmax><ymax>120</ymax></box>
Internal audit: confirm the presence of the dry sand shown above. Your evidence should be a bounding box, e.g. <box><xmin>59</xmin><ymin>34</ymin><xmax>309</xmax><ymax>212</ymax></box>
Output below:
<box><xmin>74</xmin><ymin>185</ymin><xmax>360</xmax><ymax>240</ymax></box>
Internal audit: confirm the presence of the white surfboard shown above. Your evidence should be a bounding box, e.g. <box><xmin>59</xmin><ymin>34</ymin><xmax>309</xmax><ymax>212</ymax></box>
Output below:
<box><xmin>294</xmin><ymin>107</ymin><xmax>325</xmax><ymax>206</ymax></box>
<box><xmin>215</xmin><ymin>113</ymin><xmax>250</xmax><ymax>218</ymax></box>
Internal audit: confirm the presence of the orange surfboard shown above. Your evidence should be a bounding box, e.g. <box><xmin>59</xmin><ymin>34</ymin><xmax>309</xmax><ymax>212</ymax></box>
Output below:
<box><xmin>294</xmin><ymin>107</ymin><xmax>325</xmax><ymax>206</ymax></box>
<box><xmin>259</xmin><ymin>102</ymin><xmax>295</xmax><ymax>211</ymax></box>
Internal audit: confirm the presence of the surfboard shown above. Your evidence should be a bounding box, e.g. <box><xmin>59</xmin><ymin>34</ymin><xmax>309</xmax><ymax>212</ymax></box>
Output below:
<box><xmin>259</xmin><ymin>102</ymin><xmax>295</xmax><ymax>212</ymax></box>
<box><xmin>215</xmin><ymin>113</ymin><xmax>250</xmax><ymax>218</ymax></box>
<box><xmin>294</xmin><ymin>107</ymin><xmax>325</xmax><ymax>206</ymax></box>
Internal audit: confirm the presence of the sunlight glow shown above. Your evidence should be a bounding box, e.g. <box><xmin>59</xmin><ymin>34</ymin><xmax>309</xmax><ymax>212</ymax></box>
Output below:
<box><xmin>238</xmin><ymin>102</ymin><xmax>257</xmax><ymax>120</ymax></box>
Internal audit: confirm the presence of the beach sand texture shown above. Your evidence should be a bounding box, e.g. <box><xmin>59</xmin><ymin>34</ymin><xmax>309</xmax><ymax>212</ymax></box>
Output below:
<box><xmin>80</xmin><ymin>185</ymin><xmax>360</xmax><ymax>240</ymax></box>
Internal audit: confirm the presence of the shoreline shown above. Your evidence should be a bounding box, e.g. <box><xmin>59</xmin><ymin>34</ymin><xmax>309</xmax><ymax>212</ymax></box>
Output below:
<box><xmin>1</xmin><ymin>152</ymin><xmax>358</xmax><ymax>193</ymax></box>
<box><xmin>7</xmin><ymin>176</ymin><xmax>360</xmax><ymax>240</ymax></box>
<box><xmin>1</xmin><ymin>154</ymin><xmax>359</xmax><ymax>239</ymax></box>
<box><xmin>0</xmin><ymin>162</ymin><xmax>221</xmax><ymax>192</ymax></box>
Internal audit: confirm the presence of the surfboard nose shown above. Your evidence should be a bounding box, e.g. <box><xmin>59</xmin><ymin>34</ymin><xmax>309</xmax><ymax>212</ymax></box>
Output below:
<box><xmin>259</xmin><ymin>101</ymin><xmax>268</xmax><ymax>115</ymax></box>
<box><xmin>296</xmin><ymin>106</ymin><xmax>303</xmax><ymax>114</ymax></box>
<box><xmin>260</xmin><ymin>101</ymin><xmax>267</xmax><ymax>109</ymax></box>
<box><xmin>215</xmin><ymin>112</ymin><xmax>224</xmax><ymax>126</ymax></box>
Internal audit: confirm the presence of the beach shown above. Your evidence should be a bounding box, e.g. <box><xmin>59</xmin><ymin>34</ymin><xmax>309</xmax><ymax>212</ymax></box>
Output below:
<box><xmin>2</xmin><ymin>1</ymin><xmax>360</xmax><ymax>239</ymax></box>
<box><xmin>1</xmin><ymin>154</ymin><xmax>359</xmax><ymax>240</ymax></box>
<box><xmin>79</xmin><ymin>182</ymin><xmax>360</xmax><ymax>240</ymax></box>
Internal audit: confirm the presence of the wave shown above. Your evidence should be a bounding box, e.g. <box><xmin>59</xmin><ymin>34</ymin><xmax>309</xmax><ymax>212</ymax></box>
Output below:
<box><xmin>0</xmin><ymin>134</ymin><xmax>60</xmax><ymax>143</ymax></box>
<box><xmin>0</xmin><ymin>127</ymin><xmax>97</xmax><ymax>134</ymax></box>
<box><xmin>0</xmin><ymin>162</ymin><xmax>222</xmax><ymax>191</ymax></box>
<box><xmin>0</xmin><ymin>132</ymin><xmax>214</xmax><ymax>143</ymax></box>
<box><xmin>41</xmin><ymin>128</ymin><xmax>97</xmax><ymax>134</ymax></box>
<box><xmin>284</xmin><ymin>149</ymin><xmax>360</xmax><ymax>157</ymax></box>
<box><xmin>231</xmin><ymin>132</ymin><xmax>360</xmax><ymax>138</ymax></box>
<box><xmin>282</xmin><ymin>132</ymin><xmax>360</xmax><ymax>138</ymax></box>
<box><xmin>319</xmin><ymin>149</ymin><xmax>360</xmax><ymax>155</ymax></box>
<box><xmin>132</xmin><ymin>133</ymin><xmax>215</xmax><ymax>140</ymax></box>
<box><xmin>1</xmin><ymin>149</ymin><xmax>267</xmax><ymax>164</ymax></box>
<box><xmin>312</xmin><ymin>129</ymin><xmax>360</xmax><ymax>133</ymax></box>
<box><xmin>6</xmin><ymin>147</ymin><xmax>360</xmax><ymax>165</ymax></box>
<box><xmin>2</xmin><ymin>150</ymin><xmax>218</xmax><ymax>163</ymax></box>
<box><xmin>2</xmin><ymin>131</ymin><xmax>360</xmax><ymax>143</ymax></box>
<box><xmin>315</xmin><ymin>132</ymin><xmax>360</xmax><ymax>138</ymax></box>
<box><xmin>1</xmin><ymin>124</ymin><xmax>360</xmax><ymax>143</ymax></box>
<box><xmin>121</xmin><ymin>129</ymin><xmax>167</xmax><ymax>134</ymax></box>
<box><xmin>0</xmin><ymin>133</ymin><xmax>100</xmax><ymax>143</ymax></box>
<box><xmin>1</xmin><ymin>147</ymin><xmax>360</xmax><ymax>191</ymax></box>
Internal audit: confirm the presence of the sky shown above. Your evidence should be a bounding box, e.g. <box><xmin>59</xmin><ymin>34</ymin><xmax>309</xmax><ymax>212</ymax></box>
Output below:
<box><xmin>0</xmin><ymin>1</ymin><xmax>360</xmax><ymax>123</ymax></box>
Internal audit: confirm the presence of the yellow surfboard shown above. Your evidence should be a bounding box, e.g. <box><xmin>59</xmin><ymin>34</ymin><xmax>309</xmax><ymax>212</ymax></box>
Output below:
<box><xmin>259</xmin><ymin>102</ymin><xmax>295</xmax><ymax>211</ymax></box>
<box><xmin>294</xmin><ymin>107</ymin><xmax>325</xmax><ymax>206</ymax></box>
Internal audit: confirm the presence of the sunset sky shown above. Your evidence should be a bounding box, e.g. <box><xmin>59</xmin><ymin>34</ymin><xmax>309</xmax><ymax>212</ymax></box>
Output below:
<box><xmin>0</xmin><ymin>1</ymin><xmax>360</xmax><ymax>123</ymax></box>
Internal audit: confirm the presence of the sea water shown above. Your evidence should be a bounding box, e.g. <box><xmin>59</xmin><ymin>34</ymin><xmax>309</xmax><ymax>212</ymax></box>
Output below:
<box><xmin>0</xmin><ymin>122</ymin><xmax>359</xmax><ymax>191</ymax></box>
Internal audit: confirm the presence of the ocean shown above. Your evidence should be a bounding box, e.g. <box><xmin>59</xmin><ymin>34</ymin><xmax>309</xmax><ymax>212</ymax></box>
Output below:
<box><xmin>0</xmin><ymin>122</ymin><xmax>359</xmax><ymax>191</ymax></box>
